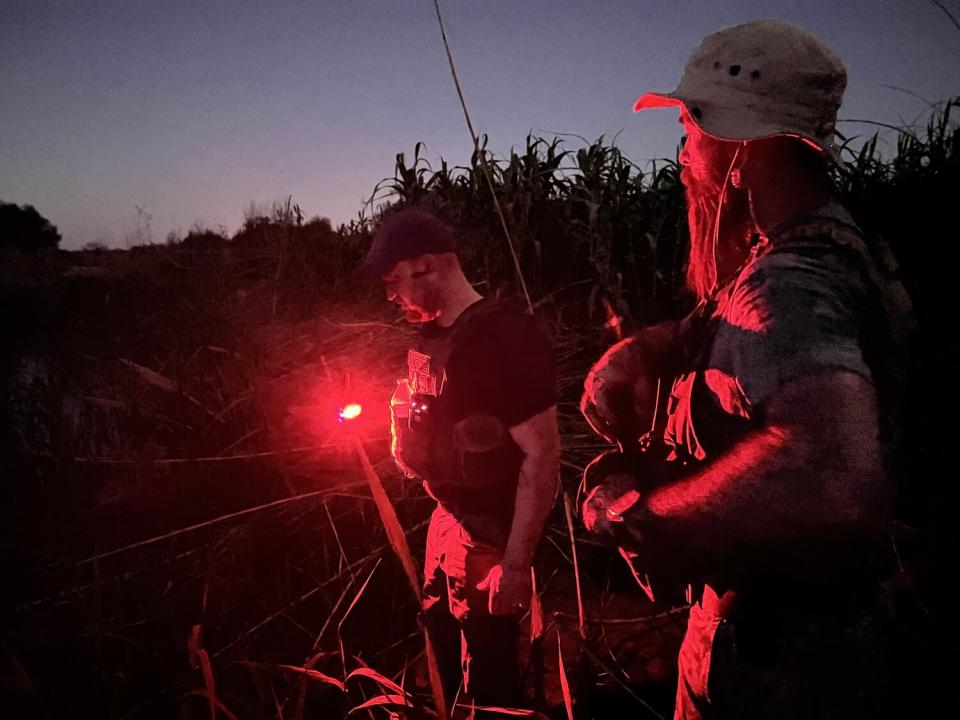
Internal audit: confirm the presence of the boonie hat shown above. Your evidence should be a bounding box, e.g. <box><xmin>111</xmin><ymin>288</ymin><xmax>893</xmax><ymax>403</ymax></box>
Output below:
<box><xmin>634</xmin><ymin>19</ymin><xmax>847</xmax><ymax>164</ymax></box>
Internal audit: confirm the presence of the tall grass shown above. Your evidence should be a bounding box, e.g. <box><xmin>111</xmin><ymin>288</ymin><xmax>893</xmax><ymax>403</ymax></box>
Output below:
<box><xmin>371</xmin><ymin>133</ymin><xmax>688</xmax><ymax>328</ymax></box>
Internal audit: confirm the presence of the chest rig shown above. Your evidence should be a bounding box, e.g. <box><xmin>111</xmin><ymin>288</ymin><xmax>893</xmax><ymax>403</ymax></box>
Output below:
<box><xmin>390</xmin><ymin>299</ymin><xmax>524</xmax><ymax>516</ymax></box>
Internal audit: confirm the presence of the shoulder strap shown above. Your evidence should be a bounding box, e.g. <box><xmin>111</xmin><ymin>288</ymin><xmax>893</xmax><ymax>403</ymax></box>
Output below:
<box><xmin>765</xmin><ymin>202</ymin><xmax>914</xmax><ymax>368</ymax></box>
<box><xmin>763</xmin><ymin>203</ymin><xmax>915</xmax><ymax>439</ymax></box>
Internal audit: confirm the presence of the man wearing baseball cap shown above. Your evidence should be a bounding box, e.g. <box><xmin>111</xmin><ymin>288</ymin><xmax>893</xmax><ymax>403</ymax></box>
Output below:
<box><xmin>359</xmin><ymin>208</ymin><xmax>559</xmax><ymax>714</ymax></box>
<box><xmin>580</xmin><ymin>20</ymin><xmax>921</xmax><ymax>718</ymax></box>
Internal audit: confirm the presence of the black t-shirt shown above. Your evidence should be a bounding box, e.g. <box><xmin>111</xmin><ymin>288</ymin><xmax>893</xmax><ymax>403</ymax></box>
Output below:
<box><xmin>408</xmin><ymin>298</ymin><xmax>555</xmax><ymax>534</ymax></box>
<box><xmin>419</xmin><ymin>298</ymin><xmax>556</xmax><ymax>429</ymax></box>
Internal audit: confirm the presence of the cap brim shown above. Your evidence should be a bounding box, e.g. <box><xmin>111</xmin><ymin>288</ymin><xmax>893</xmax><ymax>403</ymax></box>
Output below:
<box><xmin>633</xmin><ymin>92</ymin><xmax>685</xmax><ymax>113</ymax></box>
<box><xmin>353</xmin><ymin>254</ymin><xmax>393</xmax><ymax>282</ymax></box>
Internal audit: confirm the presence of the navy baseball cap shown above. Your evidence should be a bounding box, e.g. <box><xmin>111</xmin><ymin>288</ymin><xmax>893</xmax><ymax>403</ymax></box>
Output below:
<box><xmin>356</xmin><ymin>209</ymin><xmax>457</xmax><ymax>280</ymax></box>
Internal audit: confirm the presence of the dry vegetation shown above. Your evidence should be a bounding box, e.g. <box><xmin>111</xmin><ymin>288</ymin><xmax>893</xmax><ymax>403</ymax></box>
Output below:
<box><xmin>1</xmin><ymin>99</ymin><xmax>956</xmax><ymax>718</ymax></box>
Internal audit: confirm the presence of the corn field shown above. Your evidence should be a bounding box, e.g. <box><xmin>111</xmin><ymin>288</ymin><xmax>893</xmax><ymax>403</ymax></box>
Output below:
<box><xmin>1</xmin><ymin>98</ymin><xmax>956</xmax><ymax>718</ymax></box>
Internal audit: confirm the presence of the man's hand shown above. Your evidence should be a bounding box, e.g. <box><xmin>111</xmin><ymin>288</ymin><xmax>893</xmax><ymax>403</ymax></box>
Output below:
<box><xmin>476</xmin><ymin>564</ymin><xmax>532</xmax><ymax>616</ymax></box>
<box><xmin>582</xmin><ymin>473</ymin><xmax>642</xmax><ymax>540</ymax></box>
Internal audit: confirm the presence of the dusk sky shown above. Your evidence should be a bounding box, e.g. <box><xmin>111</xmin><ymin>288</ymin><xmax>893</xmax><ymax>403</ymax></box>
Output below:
<box><xmin>2</xmin><ymin>1</ymin><xmax>958</xmax><ymax>250</ymax></box>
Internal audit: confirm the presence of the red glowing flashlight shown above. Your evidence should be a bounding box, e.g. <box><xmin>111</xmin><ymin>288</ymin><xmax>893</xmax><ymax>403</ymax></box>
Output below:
<box><xmin>338</xmin><ymin>403</ymin><xmax>363</xmax><ymax>422</ymax></box>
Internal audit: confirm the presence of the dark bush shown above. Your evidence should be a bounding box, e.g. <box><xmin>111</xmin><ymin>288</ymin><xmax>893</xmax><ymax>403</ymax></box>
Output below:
<box><xmin>0</xmin><ymin>201</ymin><xmax>61</xmax><ymax>251</ymax></box>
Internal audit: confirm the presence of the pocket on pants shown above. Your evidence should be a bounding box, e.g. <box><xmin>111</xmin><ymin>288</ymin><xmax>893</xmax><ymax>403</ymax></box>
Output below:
<box><xmin>446</xmin><ymin>538</ymin><xmax>501</xmax><ymax>622</ymax></box>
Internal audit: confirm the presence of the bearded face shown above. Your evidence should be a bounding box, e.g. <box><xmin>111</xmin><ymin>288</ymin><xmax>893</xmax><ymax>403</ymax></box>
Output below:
<box><xmin>678</xmin><ymin>112</ymin><xmax>753</xmax><ymax>302</ymax></box>
<box><xmin>381</xmin><ymin>257</ymin><xmax>443</xmax><ymax>324</ymax></box>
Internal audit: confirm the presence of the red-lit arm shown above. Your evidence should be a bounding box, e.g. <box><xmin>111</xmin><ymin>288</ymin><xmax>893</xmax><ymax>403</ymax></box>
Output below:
<box><xmin>502</xmin><ymin>404</ymin><xmax>561</xmax><ymax>568</ymax></box>
<box><xmin>478</xmin><ymin>405</ymin><xmax>560</xmax><ymax>615</ymax></box>
<box><xmin>633</xmin><ymin>371</ymin><xmax>890</xmax><ymax>564</ymax></box>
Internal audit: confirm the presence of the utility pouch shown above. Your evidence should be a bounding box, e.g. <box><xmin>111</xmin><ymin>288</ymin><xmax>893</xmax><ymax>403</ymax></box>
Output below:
<box><xmin>390</xmin><ymin>378</ymin><xmax>431</xmax><ymax>478</ymax></box>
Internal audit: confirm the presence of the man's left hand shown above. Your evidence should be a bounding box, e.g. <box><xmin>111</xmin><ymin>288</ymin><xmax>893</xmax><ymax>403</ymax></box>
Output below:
<box><xmin>582</xmin><ymin>474</ymin><xmax>642</xmax><ymax>539</ymax></box>
<box><xmin>476</xmin><ymin>564</ymin><xmax>531</xmax><ymax>616</ymax></box>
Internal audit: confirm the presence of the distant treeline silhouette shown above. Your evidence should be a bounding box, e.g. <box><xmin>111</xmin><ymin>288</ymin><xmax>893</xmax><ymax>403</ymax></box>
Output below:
<box><xmin>0</xmin><ymin>201</ymin><xmax>61</xmax><ymax>251</ymax></box>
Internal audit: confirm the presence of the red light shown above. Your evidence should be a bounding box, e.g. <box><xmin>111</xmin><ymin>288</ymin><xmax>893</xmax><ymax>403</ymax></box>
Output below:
<box><xmin>339</xmin><ymin>403</ymin><xmax>363</xmax><ymax>421</ymax></box>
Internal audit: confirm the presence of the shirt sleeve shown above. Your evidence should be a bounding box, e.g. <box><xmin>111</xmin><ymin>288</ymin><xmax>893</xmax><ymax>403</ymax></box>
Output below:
<box><xmin>711</xmin><ymin>248</ymin><xmax>872</xmax><ymax>411</ymax></box>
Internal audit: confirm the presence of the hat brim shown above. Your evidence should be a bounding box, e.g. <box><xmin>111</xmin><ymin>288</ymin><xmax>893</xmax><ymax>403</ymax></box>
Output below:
<box><xmin>632</xmin><ymin>91</ymin><xmax>844</xmax><ymax>166</ymax></box>
<box><xmin>633</xmin><ymin>92</ymin><xmax>685</xmax><ymax>113</ymax></box>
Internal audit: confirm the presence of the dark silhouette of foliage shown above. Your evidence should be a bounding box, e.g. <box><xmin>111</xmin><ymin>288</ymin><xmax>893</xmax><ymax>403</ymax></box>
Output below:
<box><xmin>181</xmin><ymin>227</ymin><xmax>228</xmax><ymax>250</ymax></box>
<box><xmin>0</xmin><ymin>201</ymin><xmax>61</xmax><ymax>251</ymax></box>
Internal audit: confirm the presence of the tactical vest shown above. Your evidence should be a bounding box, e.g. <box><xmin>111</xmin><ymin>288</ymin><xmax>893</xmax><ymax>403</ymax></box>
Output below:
<box><xmin>390</xmin><ymin>299</ymin><xmax>524</xmax><ymax>522</ymax></box>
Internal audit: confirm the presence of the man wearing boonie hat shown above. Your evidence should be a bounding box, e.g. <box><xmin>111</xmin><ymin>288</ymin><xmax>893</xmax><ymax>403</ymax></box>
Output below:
<box><xmin>579</xmin><ymin>19</ymin><xmax>920</xmax><ymax>719</ymax></box>
<box><xmin>358</xmin><ymin>208</ymin><xmax>560</xmax><ymax>713</ymax></box>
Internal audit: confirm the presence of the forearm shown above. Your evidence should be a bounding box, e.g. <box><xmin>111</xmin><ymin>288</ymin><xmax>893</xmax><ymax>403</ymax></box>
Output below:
<box><xmin>643</xmin><ymin>427</ymin><xmax>808</xmax><ymax>553</ymax></box>
<box><xmin>637</xmin><ymin>421</ymin><xmax>881</xmax><ymax>568</ymax></box>
<box><xmin>501</xmin><ymin>453</ymin><xmax>559</xmax><ymax>569</ymax></box>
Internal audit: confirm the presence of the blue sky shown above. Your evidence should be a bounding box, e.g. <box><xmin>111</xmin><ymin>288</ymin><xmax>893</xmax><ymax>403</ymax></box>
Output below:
<box><xmin>2</xmin><ymin>0</ymin><xmax>958</xmax><ymax>249</ymax></box>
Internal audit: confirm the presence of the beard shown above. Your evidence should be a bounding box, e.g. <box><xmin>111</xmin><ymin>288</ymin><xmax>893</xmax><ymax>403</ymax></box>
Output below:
<box><xmin>398</xmin><ymin>283</ymin><xmax>442</xmax><ymax>324</ymax></box>
<box><xmin>683</xmin><ymin>175</ymin><xmax>752</xmax><ymax>303</ymax></box>
<box><xmin>684</xmin><ymin>175</ymin><xmax>724</xmax><ymax>303</ymax></box>
<box><xmin>402</xmin><ymin>306</ymin><xmax>439</xmax><ymax>323</ymax></box>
